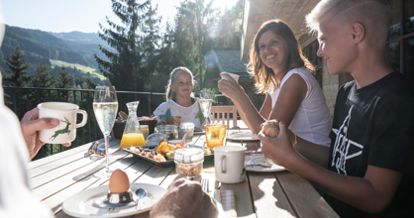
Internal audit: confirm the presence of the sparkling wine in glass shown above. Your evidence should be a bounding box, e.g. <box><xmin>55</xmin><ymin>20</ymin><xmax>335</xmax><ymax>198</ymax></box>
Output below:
<box><xmin>198</xmin><ymin>89</ymin><xmax>214</xmax><ymax>125</ymax></box>
<box><xmin>93</xmin><ymin>86</ymin><xmax>118</xmax><ymax>177</ymax></box>
<box><xmin>198</xmin><ymin>98</ymin><xmax>213</xmax><ymax>124</ymax></box>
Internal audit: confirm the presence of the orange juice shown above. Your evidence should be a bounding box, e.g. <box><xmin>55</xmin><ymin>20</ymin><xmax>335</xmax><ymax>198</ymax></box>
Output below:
<box><xmin>205</xmin><ymin>124</ymin><xmax>227</xmax><ymax>148</ymax></box>
<box><xmin>120</xmin><ymin>133</ymin><xmax>146</xmax><ymax>148</ymax></box>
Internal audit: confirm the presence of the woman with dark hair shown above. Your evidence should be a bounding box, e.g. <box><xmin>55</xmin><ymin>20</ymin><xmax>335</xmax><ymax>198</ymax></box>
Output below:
<box><xmin>219</xmin><ymin>19</ymin><xmax>331</xmax><ymax>147</ymax></box>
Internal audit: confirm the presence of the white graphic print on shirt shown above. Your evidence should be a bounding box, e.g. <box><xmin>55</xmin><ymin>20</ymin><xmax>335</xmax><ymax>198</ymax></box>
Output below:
<box><xmin>331</xmin><ymin>106</ymin><xmax>364</xmax><ymax>175</ymax></box>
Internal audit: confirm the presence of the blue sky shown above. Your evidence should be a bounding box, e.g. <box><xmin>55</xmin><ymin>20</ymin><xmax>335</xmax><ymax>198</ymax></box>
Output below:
<box><xmin>1</xmin><ymin>0</ymin><xmax>237</xmax><ymax>33</ymax></box>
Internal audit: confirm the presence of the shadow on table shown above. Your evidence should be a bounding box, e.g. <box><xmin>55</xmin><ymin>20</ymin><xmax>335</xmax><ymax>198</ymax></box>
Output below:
<box><xmin>72</xmin><ymin>159</ymin><xmax>106</xmax><ymax>181</ymax></box>
<box><xmin>272</xmin><ymin>173</ymin><xmax>298</xmax><ymax>217</ymax></box>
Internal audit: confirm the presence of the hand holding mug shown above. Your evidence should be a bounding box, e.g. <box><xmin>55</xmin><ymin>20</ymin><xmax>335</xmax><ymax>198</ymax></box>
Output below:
<box><xmin>218</xmin><ymin>72</ymin><xmax>245</xmax><ymax>102</ymax></box>
<box><xmin>20</xmin><ymin>108</ymin><xmax>70</xmax><ymax>159</ymax></box>
<box><xmin>37</xmin><ymin>102</ymin><xmax>88</xmax><ymax>145</ymax></box>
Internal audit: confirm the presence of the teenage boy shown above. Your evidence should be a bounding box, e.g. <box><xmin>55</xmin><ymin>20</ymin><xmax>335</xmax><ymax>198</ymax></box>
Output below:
<box><xmin>259</xmin><ymin>0</ymin><xmax>414</xmax><ymax>217</ymax></box>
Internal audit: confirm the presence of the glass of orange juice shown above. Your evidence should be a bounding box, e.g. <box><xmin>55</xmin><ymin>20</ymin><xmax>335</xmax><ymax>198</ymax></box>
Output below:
<box><xmin>205</xmin><ymin>123</ymin><xmax>227</xmax><ymax>148</ymax></box>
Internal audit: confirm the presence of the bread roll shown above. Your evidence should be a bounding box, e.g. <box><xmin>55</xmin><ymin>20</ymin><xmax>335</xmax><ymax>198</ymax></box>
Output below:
<box><xmin>260</xmin><ymin>120</ymin><xmax>279</xmax><ymax>137</ymax></box>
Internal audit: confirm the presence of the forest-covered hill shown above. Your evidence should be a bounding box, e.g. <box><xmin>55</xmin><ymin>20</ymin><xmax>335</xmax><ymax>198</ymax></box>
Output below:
<box><xmin>0</xmin><ymin>25</ymin><xmax>106</xmax><ymax>81</ymax></box>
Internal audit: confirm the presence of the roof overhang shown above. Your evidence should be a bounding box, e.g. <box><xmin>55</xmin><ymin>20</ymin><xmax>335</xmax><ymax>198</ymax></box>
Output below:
<box><xmin>241</xmin><ymin>0</ymin><xmax>319</xmax><ymax>60</ymax></box>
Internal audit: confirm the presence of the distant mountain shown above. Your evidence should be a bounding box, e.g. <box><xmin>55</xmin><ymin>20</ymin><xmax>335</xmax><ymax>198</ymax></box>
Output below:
<box><xmin>0</xmin><ymin>25</ymin><xmax>107</xmax><ymax>76</ymax></box>
<box><xmin>51</xmin><ymin>31</ymin><xmax>103</xmax><ymax>45</ymax></box>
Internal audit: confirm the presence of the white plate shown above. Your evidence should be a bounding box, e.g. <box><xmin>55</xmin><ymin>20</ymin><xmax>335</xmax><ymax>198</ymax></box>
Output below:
<box><xmin>63</xmin><ymin>183</ymin><xmax>166</xmax><ymax>218</ymax></box>
<box><xmin>227</xmin><ymin>131</ymin><xmax>259</xmax><ymax>142</ymax></box>
<box><xmin>245</xmin><ymin>153</ymin><xmax>285</xmax><ymax>172</ymax></box>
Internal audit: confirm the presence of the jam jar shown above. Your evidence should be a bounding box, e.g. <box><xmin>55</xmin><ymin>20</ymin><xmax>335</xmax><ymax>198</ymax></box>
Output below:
<box><xmin>174</xmin><ymin>147</ymin><xmax>204</xmax><ymax>179</ymax></box>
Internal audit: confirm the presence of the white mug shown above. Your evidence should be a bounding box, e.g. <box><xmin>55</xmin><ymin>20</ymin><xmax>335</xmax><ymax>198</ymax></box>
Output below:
<box><xmin>38</xmin><ymin>102</ymin><xmax>88</xmax><ymax>144</ymax></box>
<box><xmin>214</xmin><ymin>145</ymin><xmax>246</xmax><ymax>184</ymax></box>
<box><xmin>220</xmin><ymin>72</ymin><xmax>240</xmax><ymax>83</ymax></box>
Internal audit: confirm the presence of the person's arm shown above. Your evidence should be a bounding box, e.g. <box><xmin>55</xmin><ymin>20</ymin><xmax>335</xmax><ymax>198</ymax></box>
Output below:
<box><xmin>260</xmin><ymin>122</ymin><xmax>401</xmax><ymax>213</ymax></box>
<box><xmin>268</xmin><ymin>73</ymin><xmax>306</xmax><ymax>126</ymax></box>
<box><xmin>258</xmin><ymin>94</ymin><xmax>272</xmax><ymax>118</ymax></box>
<box><xmin>294</xmin><ymin>136</ymin><xmax>330</xmax><ymax>167</ymax></box>
<box><xmin>268</xmin><ymin>73</ymin><xmax>330</xmax><ymax>166</ymax></box>
<box><xmin>218</xmin><ymin>74</ymin><xmax>266</xmax><ymax>133</ymax></box>
<box><xmin>262</xmin><ymin>119</ymin><xmax>329</xmax><ymax>167</ymax></box>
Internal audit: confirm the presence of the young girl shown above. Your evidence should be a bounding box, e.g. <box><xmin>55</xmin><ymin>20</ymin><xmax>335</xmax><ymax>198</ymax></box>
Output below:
<box><xmin>153</xmin><ymin>67</ymin><xmax>204</xmax><ymax>129</ymax></box>
<box><xmin>218</xmin><ymin>20</ymin><xmax>331</xmax><ymax>147</ymax></box>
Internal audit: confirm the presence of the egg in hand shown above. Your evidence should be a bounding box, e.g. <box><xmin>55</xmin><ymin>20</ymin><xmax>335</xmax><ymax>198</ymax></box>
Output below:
<box><xmin>109</xmin><ymin>169</ymin><xmax>130</xmax><ymax>194</ymax></box>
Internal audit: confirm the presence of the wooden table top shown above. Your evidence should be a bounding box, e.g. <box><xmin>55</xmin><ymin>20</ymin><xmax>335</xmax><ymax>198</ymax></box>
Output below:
<box><xmin>29</xmin><ymin>129</ymin><xmax>339</xmax><ymax>218</ymax></box>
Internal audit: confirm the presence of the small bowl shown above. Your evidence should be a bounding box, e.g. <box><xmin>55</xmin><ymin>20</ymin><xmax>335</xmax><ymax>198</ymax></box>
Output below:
<box><xmin>145</xmin><ymin>133</ymin><xmax>167</xmax><ymax>149</ymax></box>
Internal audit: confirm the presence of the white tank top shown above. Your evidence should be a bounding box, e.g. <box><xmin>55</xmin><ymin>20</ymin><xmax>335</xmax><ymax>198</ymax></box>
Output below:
<box><xmin>270</xmin><ymin>67</ymin><xmax>331</xmax><ymax>146</ymax></box>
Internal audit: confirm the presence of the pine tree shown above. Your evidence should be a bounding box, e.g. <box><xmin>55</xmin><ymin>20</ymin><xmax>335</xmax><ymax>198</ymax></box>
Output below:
<box><xmin>95</xmin><ymin>0</ymin><xmax>162</xmax><ymax>92</ymax></box>
<box><xmin>214</xmin><ymin>0</ymin><xmax>243</xmax><ymax>49</ymax></box>
<box><xmin>28</xmin><ymin>64</ymin><xmax>55</xmax><ymax>108</ymax></box>
<box><xmin>171</xmin><ymin>0</ymin><xmax>217</xmax><ymax>89</ymax></box>
<box><xmin>55</xmin><ymin>71</ymin><xmax>75</xmax><ymax>102</ymax></box>
<box><xmin>5</xmin><ymin>47</ymin><xmax>29</xmax><ymax>87</ymax></box>
<box><xmin>151</xmin><ymin>24</ymin><xmax>177</xmax><ymax>92</ymax></box>
<box><xmin>55</xmin><ymin>71</ymin><xmax>75</xmax><ymax>89</ymax></box>
<box><xmin>30</xmin><ymin>64</ymin><xmax>54</xmax><ymax>88</ymax></box>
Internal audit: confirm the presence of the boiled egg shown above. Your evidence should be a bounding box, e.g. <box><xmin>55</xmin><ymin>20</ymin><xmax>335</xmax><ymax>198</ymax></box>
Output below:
<box><xmin>108</xmin><ymin>169</ymin><xmax>130</xmax><ymax>194</ymax></box>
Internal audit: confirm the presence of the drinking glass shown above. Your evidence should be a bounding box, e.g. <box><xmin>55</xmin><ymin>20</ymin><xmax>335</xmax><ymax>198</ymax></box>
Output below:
<box><xmin>205</xmin><ymin>123</ymin><xmax>227</xmax><ymax>148</ymax></box>
<box><xmin>93</xmin><ymin>86</ymin><xmax>118</xmax><ymax>177</ymax></box>
<box><xmin>198</xmin><ymin>90</ymin><xmax>214</xmax><ymax>125</ymax></box>
<box><xmin>198</xmin><ymin>98</ymin><xmax>213</xmax><ymax>124</ymax></box>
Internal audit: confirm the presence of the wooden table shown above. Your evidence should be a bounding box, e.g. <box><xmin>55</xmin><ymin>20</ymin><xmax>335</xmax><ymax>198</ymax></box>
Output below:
<box><xmin>29</xmin><ymin>130</ymin><xmax>339</xmax><ymax>218</ymax></box>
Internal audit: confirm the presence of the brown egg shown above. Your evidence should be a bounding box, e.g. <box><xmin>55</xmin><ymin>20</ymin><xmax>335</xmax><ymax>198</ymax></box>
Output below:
<box><xmin>260</xmin><ymin>120</ymin><xmax>279</xmax><ymax>137</ymax></box>
<box><xmin>109</xmin><ymin>169</ymin><xmax>130</xmax><ymax>194</ymax></box>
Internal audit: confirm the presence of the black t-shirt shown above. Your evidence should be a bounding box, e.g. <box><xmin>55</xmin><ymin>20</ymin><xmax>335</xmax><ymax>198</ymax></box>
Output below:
<box><xmin>323</xmin><ymin>72</ymin><xmax>414</xmax><ymax>218</ymax></box>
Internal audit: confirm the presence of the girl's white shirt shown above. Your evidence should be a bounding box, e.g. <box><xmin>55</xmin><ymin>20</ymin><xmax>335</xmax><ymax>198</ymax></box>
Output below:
<box><xmin>153</xmin><ymin>99</ymin><xmax>203</xmax><ymax>129</ymax></box>
<box><xmin>269</xmin><ymin>67</ymin><xmax>331</xmax><ymax>146</ymax></box>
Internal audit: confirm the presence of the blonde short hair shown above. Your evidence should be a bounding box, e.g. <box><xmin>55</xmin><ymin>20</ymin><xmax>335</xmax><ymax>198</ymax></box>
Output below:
<box><xmin>306</xmin><ymin>0</ymin><xmax>391</xmax><ymax>46</ymax></box>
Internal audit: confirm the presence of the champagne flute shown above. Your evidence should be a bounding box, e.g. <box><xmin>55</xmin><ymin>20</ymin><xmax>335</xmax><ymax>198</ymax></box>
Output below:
<box><xmin>198</xmin><ymin>89</ymin><xmax>214</xmax><ymax>125</ymax></box>
<box><xmin>93</xmin><ymin>86</ymin><xmax>118</xmax><ymax>177</ymax></box>
<box><xmin>198</xmin><ymin>98</ymin><xmax>213</xmax><ymax>124</ymax></box>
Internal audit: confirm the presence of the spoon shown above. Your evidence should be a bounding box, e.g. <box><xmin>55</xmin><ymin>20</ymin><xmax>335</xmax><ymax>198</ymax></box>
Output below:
<box><xmin>135</xmin><ymin>188</ymin><xmax>148</xmax><ymax>209</ymax></box>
